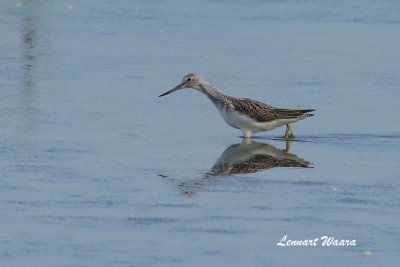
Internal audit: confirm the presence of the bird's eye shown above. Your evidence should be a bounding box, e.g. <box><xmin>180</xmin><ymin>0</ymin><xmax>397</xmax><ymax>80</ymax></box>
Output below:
<box><xmin>186</xmin><ymin>77</ymin><xmax>192</xmax><ymax>82</ymax></box>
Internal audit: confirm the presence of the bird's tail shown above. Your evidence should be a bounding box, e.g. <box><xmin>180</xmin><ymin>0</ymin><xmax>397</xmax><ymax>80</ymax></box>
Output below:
<box><xmin>274</xmin><ymin>108</ymin><xmax>315</xmax><ymax>119</ymax></box>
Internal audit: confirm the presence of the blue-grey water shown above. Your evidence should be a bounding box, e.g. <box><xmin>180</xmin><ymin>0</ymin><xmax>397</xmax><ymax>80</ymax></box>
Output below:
<box><xmin>1</xmin><ymin>1</ymin><xmax>400</xmax><ymax>266</ymax></box>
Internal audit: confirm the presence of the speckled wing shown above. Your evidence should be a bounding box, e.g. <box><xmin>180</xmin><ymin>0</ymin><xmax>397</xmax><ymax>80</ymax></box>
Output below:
<box><xmin>231</xmin><ymin>98</ymin><xmax>279</xmax><ymax>122</ymax></box>
<box><xmin>232</xmin><ymin>97</ymin><xmax>314</xmax><ymax>122</ymax></box>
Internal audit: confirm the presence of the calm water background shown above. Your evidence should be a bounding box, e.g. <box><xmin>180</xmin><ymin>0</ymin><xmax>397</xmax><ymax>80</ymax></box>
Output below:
<box><xmin>1</xmin><ymin>0</ymin><xmax>400</xmax><ymax>266</ymax></box>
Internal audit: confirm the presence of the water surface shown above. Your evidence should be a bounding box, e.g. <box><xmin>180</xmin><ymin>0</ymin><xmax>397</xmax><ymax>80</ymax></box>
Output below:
<box><xmin>1</xmin><ymin>0</ymin><xmax>399</xmax><ymax>266</ymax></box>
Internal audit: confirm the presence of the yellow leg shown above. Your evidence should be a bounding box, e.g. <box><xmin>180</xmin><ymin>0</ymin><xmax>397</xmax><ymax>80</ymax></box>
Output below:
<box><xmin>284</xmin><ymin>123</ymin><xmax>291</xmax><ymax>139</ymax></box>
<box><xmin>285</xmin><ymin>140</ymin><xmax>290</xmax><ymax>152</ymax></box>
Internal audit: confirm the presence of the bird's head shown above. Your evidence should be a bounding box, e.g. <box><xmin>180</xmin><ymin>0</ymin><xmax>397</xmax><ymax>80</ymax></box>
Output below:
<box><xmin>158</xmin><ymin>73</ymin><xmax>203</xmax><ymax>97</ymax></box>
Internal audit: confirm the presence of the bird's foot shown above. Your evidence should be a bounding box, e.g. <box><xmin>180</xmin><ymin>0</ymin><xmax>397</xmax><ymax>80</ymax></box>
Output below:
<box><xmin>284</xmin><ymin>130</ymin><xmax>295</xmax><ymax>139</ymax></box>
<box><xmin>284</xmin><ymin>124</ymin><xmax>295</xmax><ymax>139</ymax></box>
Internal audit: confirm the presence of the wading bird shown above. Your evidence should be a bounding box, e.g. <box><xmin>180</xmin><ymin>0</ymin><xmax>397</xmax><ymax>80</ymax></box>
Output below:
<box><xmin>159</xmin><ymin>73</ymin><xmax>314</xmax><ymax>138</ymax></box>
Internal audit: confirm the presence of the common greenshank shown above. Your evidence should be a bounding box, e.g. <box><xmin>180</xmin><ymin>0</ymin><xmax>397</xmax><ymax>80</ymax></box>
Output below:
<box><xmin>159</xmin><ymin>73</ymin><xmax>314</xmax><ymax>138</ymax></box>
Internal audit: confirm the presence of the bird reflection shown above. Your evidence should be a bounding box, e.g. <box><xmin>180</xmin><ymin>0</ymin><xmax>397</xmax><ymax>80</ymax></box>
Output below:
<box><xmin>22</xmin><ymin>15</ymin><xmax>37</xmax><ymax>89</ymax></box>
<box><xmin>207</xmin><ymin>139</ymin><xmax>311</xmax><ymax>177</ymax></box>
<box><xmin>162</xmin><ymin>139</ymin><xmax>311</xmax><ymax>196</ymax></box>
<box><xmin>19</xmin><ymin>5</ymin><xmax>44</xmax><ymax>134</ymax></box>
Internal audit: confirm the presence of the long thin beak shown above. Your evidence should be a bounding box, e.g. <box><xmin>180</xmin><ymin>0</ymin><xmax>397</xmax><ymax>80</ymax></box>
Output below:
<box><xmin>158</xmin><ymin>83</ymin><xmax>184</xmax><ymax>97</ymax></box>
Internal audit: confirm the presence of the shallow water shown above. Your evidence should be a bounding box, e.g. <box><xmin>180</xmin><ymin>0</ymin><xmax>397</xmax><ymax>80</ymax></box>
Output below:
<box><xmin>1</xmin><ymin>0</ymin><xmax>400</xmax><ymax>266</ymax></box>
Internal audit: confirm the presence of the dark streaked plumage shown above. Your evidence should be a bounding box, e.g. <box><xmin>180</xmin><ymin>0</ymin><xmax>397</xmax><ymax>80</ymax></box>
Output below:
<box><xmin>230</xmin><ymin>97</ymin><xmax>314</xmax><ymax>123</ymax></box>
